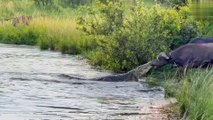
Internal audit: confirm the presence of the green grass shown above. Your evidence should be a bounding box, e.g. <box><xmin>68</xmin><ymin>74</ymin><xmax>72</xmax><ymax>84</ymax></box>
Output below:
<box><xmin>0</xmin><ymin>17</ymin><xmax>94</xmax><ymax>54</ymax></box>
<box><xmin>0</xmin><ymin>1</ymin><xmax>213</xmax><ymax>119</ymax></box>
<box><xmin>179</xmin><ymin>69</ymin><xmax>213</xmax><ymax>120</ymax></box>
<box><xmin>147</xmin><ymin>67</ymin><xmax>213</xmax><ymax>119</ymax></box>
<box><xmin>0</xmin><ymin>0</ymin><xmax>77</xmax><ymax>19</ymax></box>
<box><xmin>146</xmin><ymin>65</ymin><xmax>181</xmax><ymax>97</ymax></box>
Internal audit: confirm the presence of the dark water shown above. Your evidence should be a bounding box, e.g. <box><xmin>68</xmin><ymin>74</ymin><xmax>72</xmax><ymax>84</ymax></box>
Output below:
<box><xmin>0</xmin><ymin>44</ymin><xmax>166</xmax><ymax>120</ymax></box>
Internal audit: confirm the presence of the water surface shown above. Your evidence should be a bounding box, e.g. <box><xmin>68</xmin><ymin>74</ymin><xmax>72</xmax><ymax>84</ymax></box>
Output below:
<box><xmin>0</xmin><ymin>44</ymin><xmax>166</xmax><ymax>120</ymax></box>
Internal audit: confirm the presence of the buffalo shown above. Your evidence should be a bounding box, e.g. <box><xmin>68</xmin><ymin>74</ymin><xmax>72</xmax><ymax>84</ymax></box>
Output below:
<box><xmin>189</xmin><ymin>37</ymin><xmax>213</xmax><ymax>44</ymax></box>
<box><xmin>151</xmin><ymin>43</ymin><xmax>213</xmax><ymax>69</ymax></box>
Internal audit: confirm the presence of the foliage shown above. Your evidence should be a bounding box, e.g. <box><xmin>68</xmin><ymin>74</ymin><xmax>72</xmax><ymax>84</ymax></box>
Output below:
<box><xmin>0</xmin><ymin>17</ymin><xmax>94</xmax><ymax>54</ymax></box>
<box><xmin>178</xmin><ymin>69</ymin><xmax>213</xmax><ymax>120</ymax></box>
<box><xmin>164</xmin><ymin>0</ymin><xmax>188</xmax><ymax>7</ymax></box>
<box><xmin>60</xmin><ymin>0</ymin><xmax>91</xmax><ymax>8</ymax></box>
<box><xmin>0</xmin><ymin>1</ymin><xmax>212</xmax><ymax>119</ymax></box>
<box><xmin>78</xmin><ymin>1</ymin><xmax>201</xmax><ymax>72</ymax></box>
<box><xmin>190</xmin><ymin>0</ymin><xmax>213</xmax><ymax>21</ymax></box>
<box><xmin>34</xmin><ymin>0</ymin><xmax>53</xmax><ymax>7</ymax></box>
<box><xmin>0</xmin><ymin>25</ymin><xmax>38</xmax><ymax>45</ymax></box>
<box><xmin>146</xmin><ymin>65</ymin><xmax>181</xmax><ymax>97</ymax></box>
<box><xmin>147</xmin><ymin>68</ymin><xmax>213</xmax><ymax>119</ymax></box>
<box><xmin>0</xmin><ymin>0</ymin><xmax>83</xmax><ymax>18</ymax></box>
<box><xmin>0</xmin><ymin>0</ymin><xmax>35</xmax><ymax>19</ymax></box>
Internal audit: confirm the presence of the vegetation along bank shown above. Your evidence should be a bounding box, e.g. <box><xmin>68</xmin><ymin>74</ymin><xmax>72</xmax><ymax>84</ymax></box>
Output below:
<box><xmin>0</xmin><ymin>0</ymin><xmax>213</xmax><ymax>119</ymax></box>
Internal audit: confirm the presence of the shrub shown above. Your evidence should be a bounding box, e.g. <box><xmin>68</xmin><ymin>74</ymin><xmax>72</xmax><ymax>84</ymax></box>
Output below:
<box><xmin>78</xmin><ymin>0</ymin><xmax>201</xmax><ymax>72</ymax></box>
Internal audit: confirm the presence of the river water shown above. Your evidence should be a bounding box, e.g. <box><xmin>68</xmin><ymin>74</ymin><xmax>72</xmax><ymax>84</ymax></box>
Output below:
<box><xmin>0</xmin><ymin>44</ymin><xmax>167</xmax><ymax>120</ymax></box>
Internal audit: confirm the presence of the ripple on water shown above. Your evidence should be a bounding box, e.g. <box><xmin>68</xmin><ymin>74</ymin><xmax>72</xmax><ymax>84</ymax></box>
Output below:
<box><xmin>0</xmin><ymin>44</ymin><xmax>167</xmax><ymax>120</ymax></box>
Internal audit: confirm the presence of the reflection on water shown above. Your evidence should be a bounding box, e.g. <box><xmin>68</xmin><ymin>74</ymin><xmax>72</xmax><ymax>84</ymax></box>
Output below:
<box><xmin>0</xmin><ymin>44</ymin><xmax>166</xmax><ymax>120</ymax></box>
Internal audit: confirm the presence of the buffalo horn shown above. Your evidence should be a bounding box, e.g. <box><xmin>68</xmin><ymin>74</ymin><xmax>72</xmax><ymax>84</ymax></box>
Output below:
<box><xmin>158</xmin><ymin>52</ymin><xmax>170</xmax><ymax>60</ymax></box>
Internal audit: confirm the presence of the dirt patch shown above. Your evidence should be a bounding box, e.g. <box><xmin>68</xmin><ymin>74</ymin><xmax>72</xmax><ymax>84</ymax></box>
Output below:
<box><xmin>145</xmin><ymin>98</ymin><xmax>179</xmax><ymax>120</ymax></box>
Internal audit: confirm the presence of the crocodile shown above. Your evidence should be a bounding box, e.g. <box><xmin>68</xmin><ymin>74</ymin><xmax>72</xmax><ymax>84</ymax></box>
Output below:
<box><xmin>59</xmin><ymin>62</ymin><xmax>153</xmax><ymax>82</ymax></box>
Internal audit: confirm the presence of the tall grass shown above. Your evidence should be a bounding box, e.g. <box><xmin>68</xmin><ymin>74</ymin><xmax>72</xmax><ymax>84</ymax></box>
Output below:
<box><xmin>178</xmin><ymin>69</ymin><xmax>213</xmax><ymax>120</ymax></box>
<box><xmin>147</xmin><ymin>67</ymin><xmax>213</xmax><ymax>119</ymax></box>
<box><xmin>0</xmin><ymin>17</ymin><xmax>94</xmax><ymax>54</ymax></box>
<box><xmin>0</xmin><ymin>0</ymin><xmax>77</xmax><ymax>19</ymax></box>
<box><xmin>146</xmin><ymin>65</ymin><xmax>181</xmax><ymax>97</ymax></box>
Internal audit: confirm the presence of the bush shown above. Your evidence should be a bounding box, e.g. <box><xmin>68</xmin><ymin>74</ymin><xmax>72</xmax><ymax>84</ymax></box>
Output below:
<box><xmin>78</xmin><ymin>0</ymin><xmax>201</xmax><ymax>72</ymax></box>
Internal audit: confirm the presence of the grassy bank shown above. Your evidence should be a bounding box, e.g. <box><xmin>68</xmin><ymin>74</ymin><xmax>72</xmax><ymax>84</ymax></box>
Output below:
<box><xmin>0</xmin><ymin>0</ymin><xmax>213</xmax><ymax>119</ymax></box>
<box><xmin>179</xmin><ymin>69</ymin><xmax>213</xmax><ymax>120</ymax></box>
<box><xmin>147</xmin><ymin>68</ymin><xmax>213</xmax><ymax>119</ymax></box>
<box><xmin>0</xmin><ymin>17</ymin><xmax>94</xmax><ymax>54</ymax></box>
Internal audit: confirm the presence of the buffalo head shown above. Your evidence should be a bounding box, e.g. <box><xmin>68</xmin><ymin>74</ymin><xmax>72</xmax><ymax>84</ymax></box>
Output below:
<box><xmin>151</xmin><ymin>52</ymin><xmax>170</xmax><ymax>68</ymax></box>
